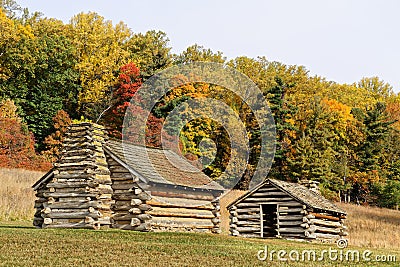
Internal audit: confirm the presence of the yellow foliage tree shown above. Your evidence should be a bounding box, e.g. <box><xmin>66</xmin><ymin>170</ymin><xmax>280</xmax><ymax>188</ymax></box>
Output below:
<box><xmin>68</xmin><ymin>12</ymin><xmax>131</xmax><ymax>119</ymax></box>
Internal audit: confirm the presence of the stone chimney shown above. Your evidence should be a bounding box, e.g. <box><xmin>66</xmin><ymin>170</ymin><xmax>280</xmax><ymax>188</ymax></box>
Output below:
<box><xmin>298</xmin><ymin>179</ymin><xmax>320</xmax><ymax>194</ymax></box>
<box><xmin>42</xmin><ymin>122</ymin><xmax>113</xmax><ymax>229</ymax></box>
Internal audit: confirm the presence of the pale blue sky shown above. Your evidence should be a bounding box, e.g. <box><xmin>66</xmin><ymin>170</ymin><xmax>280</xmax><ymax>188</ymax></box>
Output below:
<box><xmin>18</xmin><ymin>0</ymin><xmax>400</xmax><ymax>92</ymax></box>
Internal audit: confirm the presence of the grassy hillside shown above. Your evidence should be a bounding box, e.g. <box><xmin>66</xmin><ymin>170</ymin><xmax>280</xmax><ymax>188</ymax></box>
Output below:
<box><xmin>0</xmin><ymin>222</ymin><xmax>398</xmax><ymax>267</ymax></box>
<box><xmin>0</xmin><ymin>168</ymin><xmax>399</xmax><ymax>266</ymax></box>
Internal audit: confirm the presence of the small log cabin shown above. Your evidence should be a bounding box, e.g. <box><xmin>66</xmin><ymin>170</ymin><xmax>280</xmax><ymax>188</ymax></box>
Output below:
<box><xmin>227</xmin><ymin>178</ymin><xmax>348</xmax><ymax>242</ymax></box>
<box><xmin>33</xmin><ymin>122</ymin><xmax>224</xmax><ymax>233</ymax></box>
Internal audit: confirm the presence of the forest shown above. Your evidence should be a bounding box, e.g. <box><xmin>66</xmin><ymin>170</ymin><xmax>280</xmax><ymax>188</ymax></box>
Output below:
<box><xmin>1</xmin><ymin>0</ymin><xmax>400</xmax><ymax>209</ymax></box>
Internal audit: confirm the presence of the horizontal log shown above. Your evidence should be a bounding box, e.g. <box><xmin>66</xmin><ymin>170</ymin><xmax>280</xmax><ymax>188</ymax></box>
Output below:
<box><xmin>109</xmin><ymin>172</ymin><xmax>131</xmax><ymax>179</ymax></box>
<box><xmin>130</xmin><ymin>198</ymin><xmax>143</xmax><ymax>206</ymax></box>
<box><xmin>51</xmin><ymin>218</ymin><xmax>84</xmax><ymax>224</ymax></box>
<box><xmin>131</xmin><ymin>218</ymin><xmax>141</xmax><ymax>227</ymax></box>
<box><xmin>150</xmin><ymin>191</ymin><xmax>214</xmax><ymax>201</ymax></box>
<box><xmin>251</xmin><ymin>191</ymin><xmax>288</xmax><ymax>197</ymax></box>
<box><xmin>113</xmin><ymin>213</ymin><xmax>139</xmax><ymax>221</ymax></box>
<box><xmin>237</xmin><ymin>201</ymin><xmax>303</xmax><ymax>208</ymax></box>
<box><xmin>44</xmin><ymin>208</ymin><xmax>91</xmax><ymax>213</ymax></box>
<box><xmin>309</xmin><ymin>212</ymin><xmax>340</xmax><ymax>221</ymax></box>
<box><xmin>277</xmin><ymin>227</ymin><xmax>305</xmax><ymax>234</ymax></box>
<box><xmin>314</xmin><ymin>225</ymin><xmax>341</xmax><ymax>234</ymax></box>
<box><xmin>276</xmin><ymin>221</ymin><xmax>302</xmax><ymax>227</ymax></box>
<box><xmin>236</xmin><ymin>208</ymin><xmax>260</xmax><ymax>214</ymax></box>
<box><xmin>211</xmin><ymin>217</ymin><xmax>221</xmax><ymax>224</ymax></box>
<box><xmin>212</xmin><ymin>211</ymin><xmax>221</xmax><ymax>217</ymax></box>
<box><xmin>236</xmin><ymin>220</ymin><xmax>260</xmax><ymax>226</ymax></box>
<box><xmin>146</xmin><ymin>198</ymin><xmax>214</xmax><ymax>210</ymax></box>
<box><xmin>257</xmin><ymin>187</ymin><xmax>281</xmax><ymax>192</ymax></box>
<box><xmin>151</xmin><ymin>216</ymin><xmax>214</xmax><ymax>229</ymax></box>
<box><xmin>280</xmin><ymin>233</ymin><xmax>306</xmax><ymax>238</ymax></box>
<box><xmin>305</xmin><ymin>231</ymin><xmax>316</xmax><ymax>238</ymax></box>
<box><xmin>129</xmin><ymin>208</ymin><xmax>142</xmax><ymax>215</ymax></box>
<box><xmin>138</xmin><ymin>204</ymin><xmax>152</xmax><ymax>211</ymax></box>
<box><xmin>111</xmin><ymin>204</ymin><xmax>132</xmax><ymax>211</ymax></box>
<box><xmin>112</xmin><ymin>223</ymin><xmax>151</xmax><ymax>231</ymax></box>
<box><xmin>278</xmin><ymin>207</ymin><xmax>305</xmax><ymax>213</ymax></box>
<box><xmin>309</xmin><ymin>218</ymin><xmax>342</xmax><ymax>228</ymax></box>
<box><xmin>236</xmin><ymin>226</ymin><xmax>260</xmax><ymax>233</ymax></box>
<box><xmin>277</xmin><ymin>215</ymin><xmax>303</xmax><ymax>221</ymax></box>
<box><xmin>43</xmin><ymin>192</ymin><xmax>98</xmax><ymax>198</ymax></box>
<box><xmin>231</xmin><ymin>229</ymin><xmax>239</xmax><ymax>236</ymax></box>
<box><xmin>138</xmin><ymin>192</ymin><xmax>152</xmax><ymax>201</ymax></box>
<box><xmin>46</xmin><ymin>182</ymin><xmax>98</xmax><ymax>188</ymax></box>
<box><xmin>112</xmin><ymin>193</ymin><xmax>135</xmax><ymax>201</ymax></box>
<box><xmin>149</xmin><ymin>207</ymin><xmax>214</xmax><ymax>219</ymax></box>
<box><xmin>313</xmin><ymin>232</ymin><xmax>341</xmax><ymax>240</ymax></box>
<box><xmin>138</xmin><ymin>214</ymin><xmax>152</xmax><ymax>221</ymax></box>
<box><xmin>212</xmin><ymin>228</ymin><xmax>222</xmax><ymax>234</ymax></box>
<box><xmin>43</xmin><ymin>211</ymin><xmax>101</xmax><ymax>219</ymax></box>
<box><xmin>52</xmin><ymin>187</ymin><xmax>112</xmax><ymax>194</ymax></box>
<box><xmin>244</xmin><ymin>197</ymin><xmax>294</xmax><ymax>202</ymax></box>
<box><xmin>237</xmin><ymin>214</ymin><xmax>260</xmax><ymax>220</ymax></box>
<box><xmin>111</xmin><ymin>183</ymin><xmax>135</xmax><ymax>190</ymax></box>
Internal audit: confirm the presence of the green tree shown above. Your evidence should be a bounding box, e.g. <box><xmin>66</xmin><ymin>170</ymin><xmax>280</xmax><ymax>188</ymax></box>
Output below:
<box><xmin>266</xmin><ymin>77</ymin><xmax>297</xmax><ymax>180</ymax></box>
<box><xmin>359</xmin><ymin>102</ymin><xmax>393</xmax><ymax>172</ymax></box>
<box><xmin>0</xmin><ymin>13</ymin><xmax>81</xmax><ymax>146</ymax></box>
<box><xmin>127</xmin><ymin>30</ymin><xmax>172</xmax><ymax>80</ymax></box>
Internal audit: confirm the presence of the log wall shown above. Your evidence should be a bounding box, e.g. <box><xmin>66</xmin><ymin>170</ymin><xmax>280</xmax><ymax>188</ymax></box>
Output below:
<box><xmin>106</xmin><ymin>156</ymin><xmax>152</xmax><ymax>231</ymax></box>
<box><xmin>229</xmin><ymin>182</ymin><xmax>348</xmax><ymax>241</ymax></box>
<box><xmin>33</xmin><ymin>122</ymin><xmax>222</xmax><ymax>233</ymax></box>
<box><xmin>106</xmin><ymin>156</ymin><xmax>222</xmax><ymax>233</ymax></box>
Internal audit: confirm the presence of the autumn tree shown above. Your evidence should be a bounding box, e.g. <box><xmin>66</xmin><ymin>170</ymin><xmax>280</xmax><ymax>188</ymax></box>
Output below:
<box><xmin>174</xmin><ymin>44</ymin><xmax>226</xmax><ymax>64</ymax></box>
<box><xmin>68</xmin><ymin>12</ymin><xmax>131</xmax><ymax>120</ymax></box>
<box><xmin>100</xmin><ymin>62</ymin><xmax>142</xmax><ymax>138</ymax></box>
<box><xmin>0</xmin><ymin>10</ymin><xmax>81</xmax><ymax>146</ymax></box>
<box><xmin>127</xmin><ymin>30</ymin><xmax>172</xmax><ymax>80</ymax></box>
<box><xmin>0</xmin><ymin>99</ymin><xmax>51</xmax><ymax>170</ymax></box>
<box><xmin>42</xmin><ymin>110</ymin><xmax>72</xmax><ymax>162</ymax></box>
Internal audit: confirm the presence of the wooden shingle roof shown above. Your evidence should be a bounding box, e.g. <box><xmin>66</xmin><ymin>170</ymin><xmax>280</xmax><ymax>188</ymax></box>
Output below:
<box><xmin>104</xmin><ymin>139</ymin><xmax>225</xmax><ymax>191</ymax></box>
<box><xmin>228</xmin><ymin>178</ymin><xmax>346</xmax><ymax>215</ymax></box>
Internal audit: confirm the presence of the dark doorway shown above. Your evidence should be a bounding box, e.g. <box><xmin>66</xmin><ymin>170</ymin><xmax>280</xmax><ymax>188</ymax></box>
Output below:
<box><xmin>260</xmin><ymin>204</ymin><xmax>278</xmax><ymax>238</ymax></box>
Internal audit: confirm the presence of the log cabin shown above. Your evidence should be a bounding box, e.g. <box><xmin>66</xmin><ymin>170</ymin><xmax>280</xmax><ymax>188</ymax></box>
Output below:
<box><xmin>227</xmin><ymin>178</ymin><xmax>348</xmax><ymax>242</ymax></box>
<box><xmin>33</xmin><ymin>122</ymin><xmax>224</xmax><ymax>233</ymax></box>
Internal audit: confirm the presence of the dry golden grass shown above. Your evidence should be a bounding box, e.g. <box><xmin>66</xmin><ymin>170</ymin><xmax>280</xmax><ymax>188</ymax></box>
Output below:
<box><xmin>220</xmin><ymin>190</ymin><xmax>247</xmax><ymax>234</ymax></box>
<box><xmin>337</xmin><ymin>202</ymin><xmax>400</xmax><ymax>249</ymax></box>
<box><xmin>0</xmin><ymin>168</ymin><xmax>44</xmax><ymax>221</ymax></box>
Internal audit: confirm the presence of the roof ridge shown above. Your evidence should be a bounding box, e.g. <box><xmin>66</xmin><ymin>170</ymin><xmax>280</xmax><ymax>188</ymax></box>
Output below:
<box><xmin>107</xmin><ymin>138</ymin><xmax>172</xmax><ymax>152</ymax></box>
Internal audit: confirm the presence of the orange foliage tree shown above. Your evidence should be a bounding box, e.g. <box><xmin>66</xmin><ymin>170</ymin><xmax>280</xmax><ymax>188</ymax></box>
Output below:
<box><xmin>42</xmin><ymin>110</ymin><xmax>72</xmax><ymax>162</ymax></box>
<box><xmin>0</xmin><ymin>99</ymin><xmax>51</xmax><ymax>171</ymax></box>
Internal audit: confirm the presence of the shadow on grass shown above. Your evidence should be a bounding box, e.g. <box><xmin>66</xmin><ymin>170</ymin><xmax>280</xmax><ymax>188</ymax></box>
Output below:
<box><xmin>0</xmin><ymin>224</ymin><xmax>35</xmax><ymax>229</ymax></box>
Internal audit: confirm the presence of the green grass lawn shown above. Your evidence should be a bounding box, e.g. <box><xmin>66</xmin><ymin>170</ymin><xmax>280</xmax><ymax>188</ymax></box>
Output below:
<box><xmin>0</xmin><ymin>222</ymin><xmax>398</xmax><ymax>267</ymax></box>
